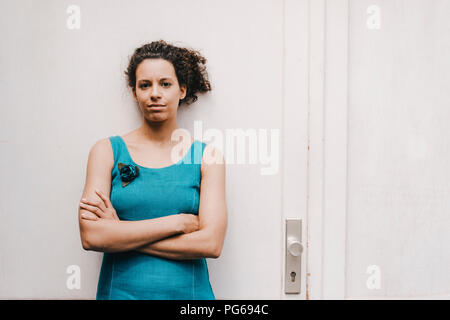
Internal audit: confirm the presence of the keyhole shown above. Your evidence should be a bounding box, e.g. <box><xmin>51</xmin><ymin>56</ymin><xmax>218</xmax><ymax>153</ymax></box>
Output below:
<box><xmin>290</xmin><ymin>271</ymin><xmax>296</xmax><ymax>282</ymax></box>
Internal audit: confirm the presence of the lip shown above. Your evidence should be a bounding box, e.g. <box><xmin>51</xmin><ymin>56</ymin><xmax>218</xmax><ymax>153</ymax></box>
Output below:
<box><xmin>147</xmin><ymin>104</ymin><xmax>166</xmax><ymax>110</ymax></box>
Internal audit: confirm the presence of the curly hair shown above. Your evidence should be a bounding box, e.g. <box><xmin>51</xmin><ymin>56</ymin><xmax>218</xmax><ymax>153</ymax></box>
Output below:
<box><xmin>125</xmin><ymin>40</ymin><xmax>212</xmax><ymax>106</ymax></box>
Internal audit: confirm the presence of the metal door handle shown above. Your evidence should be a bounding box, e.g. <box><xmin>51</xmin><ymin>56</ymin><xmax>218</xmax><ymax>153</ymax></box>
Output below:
<box><xmin>285</xmin><ymin>219</ymin><xmax>302</xmax><ymax>293</ymax></box>
<box><xmin>287</xmin><ymin>237</ymin><xmax>303</xmax><ymax>257</ymax></box>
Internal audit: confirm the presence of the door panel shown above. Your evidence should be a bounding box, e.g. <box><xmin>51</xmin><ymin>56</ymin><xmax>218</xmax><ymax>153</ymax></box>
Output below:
<box><xmin>346</xmin><ymin>0</ymin><xmax>450</xmax><ymax>298</ymax></box>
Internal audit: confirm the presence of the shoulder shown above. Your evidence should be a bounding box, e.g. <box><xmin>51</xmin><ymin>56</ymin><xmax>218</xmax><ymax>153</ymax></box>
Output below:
<box><xmin>120</xmin><ymin>130</ymin><xmax>139</xmax><ymax>144</ymax></box>
<box><xmin>201</xmin><ymin>143</ymin><xmax>226</xmax><ymax>176</ymax></box>
<box><xmin>91</xmin><ymin>137</ymin><xmax>113</xmax><ymax>153</ymax></box>
<box><xmin>88</xmin><ymin>137</ymin><xmax>114</xmax><ymax>169</ymax></box>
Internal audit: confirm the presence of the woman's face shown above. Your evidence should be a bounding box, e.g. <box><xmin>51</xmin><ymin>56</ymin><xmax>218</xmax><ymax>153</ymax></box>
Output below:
<box><xmin>132</xmin><ymin>58</ymin><xmax>186</xmax><ymax>123</ymax></box>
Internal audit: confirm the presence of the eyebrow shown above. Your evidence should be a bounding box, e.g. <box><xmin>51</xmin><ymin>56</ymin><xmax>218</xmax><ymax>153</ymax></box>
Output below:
<box><xmin>137</xmin><ymin>78</ymin><xmax>173</xmax><ymax>82</ymax></box>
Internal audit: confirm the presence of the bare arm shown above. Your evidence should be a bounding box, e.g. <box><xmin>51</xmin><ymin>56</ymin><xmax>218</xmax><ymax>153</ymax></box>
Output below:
<box><xmin>135</xmin><ymin>144</ymin><xmax>228</xmax><ymax>260</ymax></box>
<box><xmin>80</xmin><ymin>214</ymin><xmax>186</xmax><ymax>253</ymax></box>
<box><xmin>134</xmin><ymin>227</ymin><xmax>221</xmax><ymax>260</ymax></box>
<box><xmin>78</xmin><ymin>138</ymin><xmax>194</xmax><ymax>253</ymax></box>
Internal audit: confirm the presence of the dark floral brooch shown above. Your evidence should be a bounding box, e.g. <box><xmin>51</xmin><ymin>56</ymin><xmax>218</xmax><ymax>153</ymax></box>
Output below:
<box><xmin>118</xmin><ymin>162</ymin><xmax>140</xmax><ymax>187</ymax></box>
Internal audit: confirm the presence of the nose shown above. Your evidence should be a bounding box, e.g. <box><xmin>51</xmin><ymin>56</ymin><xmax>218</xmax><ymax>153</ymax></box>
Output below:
<box><xmin>150</xmin><ymin>83</ymin><xmax>162</xmax><ymax>100</ymax></box>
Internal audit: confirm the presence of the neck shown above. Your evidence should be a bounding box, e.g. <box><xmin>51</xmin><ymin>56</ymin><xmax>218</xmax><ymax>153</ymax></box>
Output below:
<box><xmin>137</xmin><ymin>117</ymin><xmax>181</xmax><ymax>146</ymax></box>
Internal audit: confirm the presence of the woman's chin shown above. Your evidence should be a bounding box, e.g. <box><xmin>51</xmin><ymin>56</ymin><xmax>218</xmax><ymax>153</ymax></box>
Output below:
<box><xmin>146</xmin><ymin>115</ymin><xmax>168</xmax><ymax>123</ymax></box>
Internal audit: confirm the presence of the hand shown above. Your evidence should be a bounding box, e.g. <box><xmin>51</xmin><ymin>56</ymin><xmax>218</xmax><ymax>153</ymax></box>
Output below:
<box><xmin>179</xmin><ymin>213</ymin><xmax>200</xmax><ymax>234</ymax></box>
<box><xmin>79</xmin><ymin>189</ymin><xmax>119</xmax><ymax>221</ymax></box>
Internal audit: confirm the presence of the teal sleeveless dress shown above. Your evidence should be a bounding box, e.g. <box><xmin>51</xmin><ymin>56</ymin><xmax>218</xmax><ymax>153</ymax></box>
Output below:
<box><xmin>95</xmin><ymin>135</ymin><xmax>215</xmax><ymax>300</ymax></box>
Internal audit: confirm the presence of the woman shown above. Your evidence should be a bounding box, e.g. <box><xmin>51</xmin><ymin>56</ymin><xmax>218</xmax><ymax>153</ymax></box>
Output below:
<box><xmin>77</xmin><ymin>40</ymin><xmax>228</xmax><ymax>300</ymax></box>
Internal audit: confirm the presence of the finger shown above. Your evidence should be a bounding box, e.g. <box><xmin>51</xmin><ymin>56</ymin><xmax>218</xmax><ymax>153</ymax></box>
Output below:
<box><xmin>95</xmin><ymin>189</ymin><xmax>112</xmax><ymax>209</ymax></box>
<box><xmin>79</xmin><ymin>202</ymin><xmax>105</xmax><ymax>218</ymax></box>
<box><xmin>81</xmin><ymin>197</ymin><xmax>107</xmax><ymax>212</ymax></box>
<box><xmin>81</xmin><ymin>212</ymin><xmax>99</xmax><ymax>221</ymax></box>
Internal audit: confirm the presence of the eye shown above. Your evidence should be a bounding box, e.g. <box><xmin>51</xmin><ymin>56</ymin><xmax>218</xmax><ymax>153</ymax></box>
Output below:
<box><xmin>139</xmin><ymin>83</ymin><xmax>149</xmax><ymax>88</ymax></box>
<box><xmin>162</xmin><ymin>82</ymin><xmax>171</xmax><ymax>87</ymax></box>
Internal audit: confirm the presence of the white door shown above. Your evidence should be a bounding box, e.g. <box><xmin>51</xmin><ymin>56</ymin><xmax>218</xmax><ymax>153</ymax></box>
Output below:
<box><xmin>207</xmin><ymin>0</ymin><xmax>311</xmax><ymax>300</ymax></box>
<box><xmin>0</xmin><ymin>0</ymin><xmax>314</xmax><ymax>299</ymax></box>
<box><xmin>319</xmin><ymin>0</ymin><xmax>450</xmax><ymax>299</ymax></box>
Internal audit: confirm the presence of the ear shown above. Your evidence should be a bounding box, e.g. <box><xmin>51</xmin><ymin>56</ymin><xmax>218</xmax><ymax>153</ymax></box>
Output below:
<box><xmin>132</xmin><ymin>87</ymin><xmax>138</xmax><ymax>102</ymax></box>
<box><xmin>179</xmin><ymin>84</ymin><xmax>187</xmax><ymax>100</ymax></box>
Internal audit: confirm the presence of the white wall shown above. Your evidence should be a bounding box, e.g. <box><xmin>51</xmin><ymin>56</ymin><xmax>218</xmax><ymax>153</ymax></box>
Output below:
<box><xmin>0</xmin><ymin>0</ymin><xmax>286</xmax><ymax>299</ymax></box>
